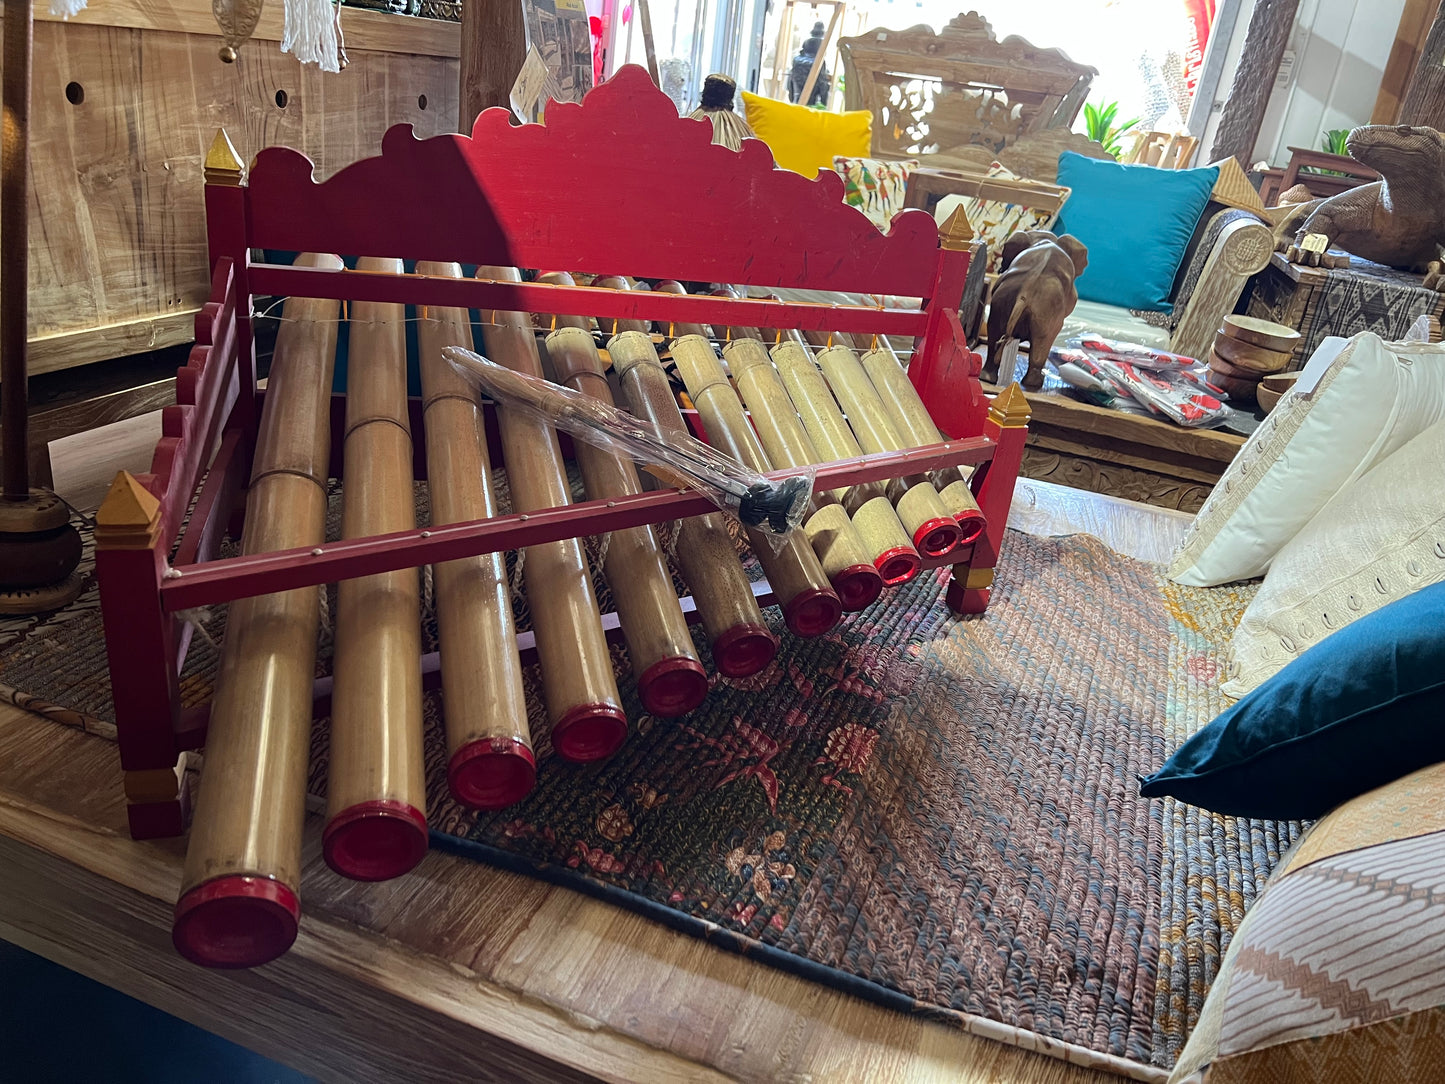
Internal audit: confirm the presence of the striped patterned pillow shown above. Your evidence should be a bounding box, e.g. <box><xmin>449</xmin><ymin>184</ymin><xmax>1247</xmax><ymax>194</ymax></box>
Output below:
<box><xmin>1170</xmin><ymin>763</ymin><xmax>1445</xmax><ymax>1083</ymax></box>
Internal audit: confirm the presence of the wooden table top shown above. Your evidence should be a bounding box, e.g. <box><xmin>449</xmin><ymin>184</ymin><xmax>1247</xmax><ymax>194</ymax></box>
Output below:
<box><xmin>0</xmin><ymin>481</ymin><xmax>1186</xmax><ymax>1084</ymax></box>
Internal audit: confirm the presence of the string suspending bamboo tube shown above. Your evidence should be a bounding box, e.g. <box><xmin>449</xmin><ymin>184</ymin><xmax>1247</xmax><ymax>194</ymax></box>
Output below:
<box><xmin>416</xmin><ymin>261</ymin><xmax>535</xmax><ymax>808</ymax></box>
<box><xmin>477</xmin><ymin>266</ymin><xmax>628</xmax><ymax>761</ymax></box>
<box><xmin>589</xmin><ymin>275</ymin><xmax>779</xmax><ymax>678</ymax></box>
<box><xmin>173</xmin><ymin>253</ymin><xmax>342</xmax><ymax>968</ymax></box>
<box><xmin>535</xmin><ymin>272</ymin><xmax>707</xmax><ymax>716</ymax></box>
<box><xmin>323</xmin><ymin>256</ymin><xmax>429</xmax><ymax>882</ymax></box>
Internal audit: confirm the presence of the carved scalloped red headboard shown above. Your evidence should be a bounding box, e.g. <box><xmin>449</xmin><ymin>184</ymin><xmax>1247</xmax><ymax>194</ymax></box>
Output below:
<box><xmin>244</xmin><ymin>66</ymin><xmax>943</xmax><ymax>300</ymax></box>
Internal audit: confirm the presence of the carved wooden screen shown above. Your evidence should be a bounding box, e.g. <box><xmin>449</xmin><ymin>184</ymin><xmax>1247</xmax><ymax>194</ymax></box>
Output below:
<box><xmin>838</xmin><ymin>13</ymin><xmax>1096</xmax><ymax>160</ymax></box>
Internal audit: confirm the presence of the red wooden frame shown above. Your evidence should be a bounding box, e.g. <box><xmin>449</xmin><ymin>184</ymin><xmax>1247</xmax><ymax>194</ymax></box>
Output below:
<box><xmin>95</xmin><ymin>66</ymin><xmax>1027</xmax><ymax>839</ymax></box>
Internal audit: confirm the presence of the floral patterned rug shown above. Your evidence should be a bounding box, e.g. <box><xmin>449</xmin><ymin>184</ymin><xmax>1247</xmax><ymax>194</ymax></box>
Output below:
<box><xmin>0</xmin><ymin>515</ymin><xmax>1296</xmax><ymax>1081</ymax></box>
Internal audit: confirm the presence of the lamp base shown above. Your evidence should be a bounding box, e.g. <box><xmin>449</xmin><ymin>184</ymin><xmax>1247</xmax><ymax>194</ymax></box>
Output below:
<box><xmin>0</xmin><ymin>488</ymin><xmax>84</xmax><ymax>615</ymax></box>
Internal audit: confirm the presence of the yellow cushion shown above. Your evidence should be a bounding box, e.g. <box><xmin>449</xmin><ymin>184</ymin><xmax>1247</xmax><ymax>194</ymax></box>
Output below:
<box><xmin>739</xmin><ymin>91</ymin><xmax>872</xmax><ymax>178</ymax></box>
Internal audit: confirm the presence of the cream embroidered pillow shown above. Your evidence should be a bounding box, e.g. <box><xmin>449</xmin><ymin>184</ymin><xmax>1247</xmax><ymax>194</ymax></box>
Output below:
<box><xmin>1223</xmin><ymin>417</ymin><xmax>1445</xmax><ymax>697</ymax></box>
<box><xmin>833</xmin><ymin>156</ymin><xmax>919</xmax><ymax>231</ymax></box>
<box><xmin>1168</xmin><ymin>333</ymin><xmax>1445</xmax><ymax>587</ymax></box>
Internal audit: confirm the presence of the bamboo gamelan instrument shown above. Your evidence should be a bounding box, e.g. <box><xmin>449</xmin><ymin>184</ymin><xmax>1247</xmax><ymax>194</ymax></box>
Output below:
<box><xmin>100</xmin><ymin>74</ymin><xmax>1028</xmax><ymax>973</ymax></box>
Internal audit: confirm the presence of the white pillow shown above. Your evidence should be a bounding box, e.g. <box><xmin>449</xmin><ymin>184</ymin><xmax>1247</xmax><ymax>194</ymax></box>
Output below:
<box><xmin>1168</xmin><ymin>332</ymin><xmax>1445</xmax><ymax>587</ymax></box>
<box><xmin>1223</xmin><ymin>417</ymin><xmax>1445</xmax><ymax>697</ymax></box>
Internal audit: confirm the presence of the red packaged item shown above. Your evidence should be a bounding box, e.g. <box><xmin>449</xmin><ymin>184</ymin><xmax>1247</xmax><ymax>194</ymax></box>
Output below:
<box><xmin>1073</xmin><ymin>335</ymin><xmax>1199</xmax><ymax>371</ymax></box>
<box><xmin>1087</xmin><ymin>355</ymin><xmax>1230</xmax><ymax>427</ymax></box>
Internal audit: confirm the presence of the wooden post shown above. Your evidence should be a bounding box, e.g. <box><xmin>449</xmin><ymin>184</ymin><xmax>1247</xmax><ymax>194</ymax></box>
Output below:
<box><xmin>1372</xmin><ymin>0</ymin><xmax>1442</xmax><ymax>124</ymax></box>
<box><xmin>1399</xmin><ymin>4</ymin><xmax>1445</xmax><ymax>127</ymax></box>
<box><xmin>460</xmin><ymin>0</ymin><xmax>528</xmax><ymax>130</ymax></box>
<box><xmin>1</xmin><ymin>0</ymin><xmax>31</xmax><ymax>498</ymax></box>
<box><xmin>95</xmin><ymin>471</ymin><xmax>186</xmax><ymax>838</ymax></box>
<box><xmin>797</xmin><ymin>3</ymin><xmax>842</xmax><ymax>108</ymax></box>
<box><xmin>946</xmin><ymin>384</ymin><xmax>1029</xmax><ymax>616</ymax></box>
<box><xmin>1207</xmin><ymin>0</ymin><xmax>1300</xmax><ymax>167</ymax></box>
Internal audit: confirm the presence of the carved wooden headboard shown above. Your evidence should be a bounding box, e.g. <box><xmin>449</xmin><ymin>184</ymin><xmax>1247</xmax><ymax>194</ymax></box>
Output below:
<box><xmin>838</xmin><ymin>12</ymin><xmax>1096</xmax><ymax>161</ymax></box>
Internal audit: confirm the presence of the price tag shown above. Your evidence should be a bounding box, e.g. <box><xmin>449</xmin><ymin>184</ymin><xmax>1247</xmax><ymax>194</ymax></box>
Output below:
<box><xmin>510</xmin><ymin>45</ymin><xmax>550</xmax><ymax>124</ymax></box>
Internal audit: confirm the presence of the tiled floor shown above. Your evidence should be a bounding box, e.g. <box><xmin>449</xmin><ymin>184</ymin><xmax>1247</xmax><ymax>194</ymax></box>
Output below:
<box><xmin>0</xmin><ymin>940</ymin><xmax>313</xmax><ymax>1084</ymax></box>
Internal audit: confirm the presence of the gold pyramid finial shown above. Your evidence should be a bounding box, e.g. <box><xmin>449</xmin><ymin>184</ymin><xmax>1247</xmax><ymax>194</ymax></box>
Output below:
<box><xmin>204</xmin><ymin>129</ymin><xmax>245</xmax><ymax>186</ymax></box>
<box><xmin>96</xmin><ymin>472</ymin><xmax>163</xmax><ymax>550</ymax></box>
<box><xmin>938</xmin><ymin>206</ymin><xmax>974</xmax><ymax>250</ymax></box>
<box><xmin>988</xmin><ymin>382</ymin><xmax>1031</xmax><ymax>427</ymax></box>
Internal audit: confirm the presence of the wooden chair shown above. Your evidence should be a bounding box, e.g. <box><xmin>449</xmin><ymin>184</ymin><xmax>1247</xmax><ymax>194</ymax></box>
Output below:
<box><xmin>1258</xmin><ymin>148</ymin><xmax>1378</xmax><ymax>205</ymax></box>
<box><xmin>837</xmin><ymin>12</ymin><xmax>1096</xmax><ymax>160</ymax></box>
<box><xmin>1124</xmin><ymin>131</ymin><xmax>1199</xmax><ymax>170</ymax></box>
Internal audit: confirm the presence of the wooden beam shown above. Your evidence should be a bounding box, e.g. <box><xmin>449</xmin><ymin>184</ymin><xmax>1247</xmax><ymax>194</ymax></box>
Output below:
<box><xmin>797</xmin><ymin>3</ymin><xmax>842</xmax><ymax>109</ymax></box>
<box><xmin>36</xmin><ymin>0</ymin><xmax>460</xmax><ymax>57</ymax></box>
<box><xmin>459</xmin><ymin>0</ymin><xmax>528</xmax><ymax>129</ymax></box>
<box><xmin>1399</xmin><ymin>4</ymin><xmax>1445</xmax><ymax>126</ymax></box>
<box><xmin>1373</xmin><ymin>0</ymin><xmax>1442</xmax><ymax>123</ymax></box>
<box><xmin>1208</xmin><ymin>0</ymin><xmax>1300</xmax><ymax>167</ymax></box>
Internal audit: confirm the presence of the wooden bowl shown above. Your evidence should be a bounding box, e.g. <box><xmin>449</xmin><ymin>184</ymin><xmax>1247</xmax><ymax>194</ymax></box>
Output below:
<box><xmin>1205</xmin><ymin>350</ymin><xmax>1264</xmax><ymax>381</ymax></box>
<box><xmin>1212</xmin><ymin>332</ymin><xmax>1292</xmax><ymax>374</ymax></box>
<box><xmin>1221</xmin><ymin>315</ymin><xmax>1302</xmax><ymax>353</ymax></box>
<box><xmin>1253</xmin><ymin>370</ymin><xmax>1302</xmax><ymax>414</ymax></box>
<box><xmin>1256</xmin><ymin>383</ymin><xmax>1284</xmax><ymax>413</ymax></box>
<box><xmin>1207</xmin><ymin>353</ymin><xmax>1261</xmax><ymax>401</ymax></box>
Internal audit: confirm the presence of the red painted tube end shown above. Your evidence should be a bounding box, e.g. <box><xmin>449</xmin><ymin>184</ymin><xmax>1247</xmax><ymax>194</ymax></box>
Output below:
<box><xmin>638</xmin><ymin>656</ymin><xmax>709</xmax><ymax>717</ymax></box>
<box><xmin>713</xmin><ymin>622</ymin><xmax>779</xmax><ymax>678</ymax></box>
<box><xmin>783</xmin><ymin>585</ymin><xmax>843</xmax><ymax>638</ymax></box>
<box><xmin>874</xmin><ymin>545</ymin><xmax>922</xmax><ymax>586</ymax></box>
<box><xmin>831</xmin><ymin>562</ymin><xmax>884</xmax><ymax>612</ymax></box>
<box><xmin>449</xmin><ymin>736</ymin><xmax>537</xmax><ymax>810</ymax></box>
<box><xmin>552</xmin><ymin>702</ymin><xmax>629</xmax><ymax>763</ymax></box>
<box><xmin>952</xmin><ymin>510</ymin><xmax>987</xmax><ymax>546</ymax></box>
<box><xmin>322</xmin><ymin>800</ymin><xmax>429</xmax><ymax>882</ymax></box>
<box><xmin>914</xmin><ymin>516</ymin><xmax>963</xmax><ymax>558</ymax></box>
<box><xmin>172</xmin><ymin>875</ymin><xmax>300</xmax><ymax>969</ymax></box>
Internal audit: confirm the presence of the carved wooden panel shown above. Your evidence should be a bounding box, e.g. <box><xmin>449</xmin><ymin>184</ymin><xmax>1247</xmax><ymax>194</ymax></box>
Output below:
<box><xmin>1019</xmin><ymin>447</ymin><xmax>1214</xmax><ymax>513</ymax></box>
<box><xmin>924</xmin><ymin>128</ymin><xmax>1113</xmax><ymax>182</ymax></box>
<box><xmin>839</xmin><ymin>12</ymin><xmax>1095</xmax><ymax>159</ymax></box>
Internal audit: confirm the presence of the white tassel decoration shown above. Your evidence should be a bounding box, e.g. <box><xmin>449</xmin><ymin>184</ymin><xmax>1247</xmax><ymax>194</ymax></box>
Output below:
<box><xmin>48</xmin><ymin>0</ymin><xmax>87</xmax><ymax>17</ymax></box>
<box><xmin>281</xmin><ymin>0</ymin><xmax>342</xmax><ymax>74</ymax></box>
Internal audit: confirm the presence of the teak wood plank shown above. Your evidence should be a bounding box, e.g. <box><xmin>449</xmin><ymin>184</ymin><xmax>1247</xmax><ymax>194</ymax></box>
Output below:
<box><xmin>36</xmin><ymin>0</ymin><xmax>460</xmax><ymax>58</ymax></box>
<box><xmin>985</xmin><ymin>384</ymin><xmax>1245</xmax><ymax>466</ymax></box>
<box><xmin>0</xmin><ymin>702</ymin><xmax>1128</xmax><ymax>1084</ymax></box>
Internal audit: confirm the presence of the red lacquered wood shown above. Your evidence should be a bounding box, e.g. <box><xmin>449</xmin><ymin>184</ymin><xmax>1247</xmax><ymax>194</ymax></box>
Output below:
<box><xmin>173</xmin><ymin>427</ymin><xmax>248</xmax><ymax>569</ymax></box>
<box><xmin>96</xmin><ymin>540</ymin><xmax>182</xmax><ymax>772</ymax></box>
<box><xmin>245</xmin><ymin>67</ymin><xmax>940</xmax><ymax>298</ymax></box>
<box><xmin>158</xmin><ymin>437</ymin><xmax>994</xmax><ymax>611</ymax></box>
<box><xmin>247</xmin><ymin>265</ymin><xmax>927</xmax><ymax>340</ymax></box>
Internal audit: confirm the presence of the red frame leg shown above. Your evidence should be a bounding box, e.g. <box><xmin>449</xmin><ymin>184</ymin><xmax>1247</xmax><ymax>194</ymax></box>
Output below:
<box><xmin>946</xmin><ymin>384</ymin><xmax>1030</xmax><ymax>615</ymax></box>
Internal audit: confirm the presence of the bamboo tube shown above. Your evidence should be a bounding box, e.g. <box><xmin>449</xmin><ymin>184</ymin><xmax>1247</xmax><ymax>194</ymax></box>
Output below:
<box><xmin>534</xmin><ymin>272</ymin><xmax>707</xmax><ymax>716</ymax></box>
<box><xmin>770</xmin><ymin>335</ymin><xmax>961</xmax><ymax>561</ymax></box>
<box><xmin>415</xmin><ymin>261</ymin><xmax>534</xmax><ymax>808</ymax></box>
<box><xmin>711</xmin><ymin>291</ymin><xmax>920</xmax><ymax>590</ymax></box>
<box><xmin>650</xmin><ymin>282</ymin><xmax>841</xmax><ymax>637</ymax></box>
<box><xmin>590</xmin><ymin>276</ymin><xmax>778</xmax><ymax>678</ymax></box>
<box><xmin>664</xmin><ymin>333</ymin><xmax>841</xmax><ymax>636</ymax></box>
<box><xmin>858</xmin><ymin>342</ymin><xmax>986</xmax><ymax>545</ymax></box>
<box><xmin>476</xmin><ymin>266</ymin><xmax>627</xmax><ymax>761</ymax></box>
<box><xmin>323</xmin><ymin>256</ymin><xmax>429</xmax><ymax>881</ymax></box>
<box><xmin>174</xmin><ymin>253</ymin><xmax>342</xmax><ymax>968</ymax></box>
<box><xmin>810</xmin><ymin>341</ymin><xmax>962</xmax><ymax>559</ymax></box>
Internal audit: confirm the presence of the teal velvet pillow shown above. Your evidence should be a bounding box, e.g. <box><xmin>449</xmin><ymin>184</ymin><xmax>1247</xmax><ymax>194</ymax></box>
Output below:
<box><xmin>1140</xmin><ymin>580</ymin><xmax>1445</xmax><ymax>821</ymax></box>
<box><xmin>1054</xmin><ymin>153</ymin><xmax>1219</xmax><ymax>313</ymax></box>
